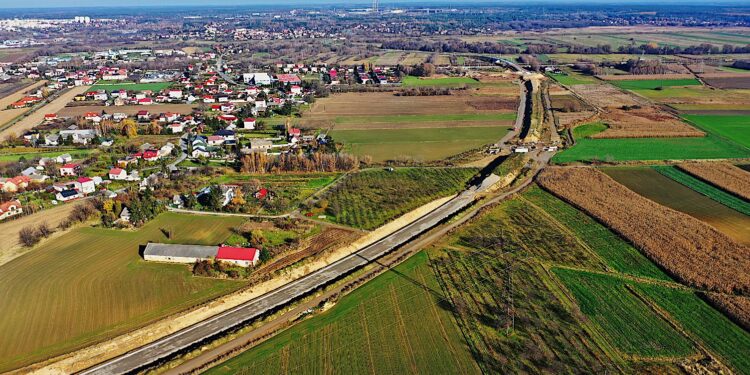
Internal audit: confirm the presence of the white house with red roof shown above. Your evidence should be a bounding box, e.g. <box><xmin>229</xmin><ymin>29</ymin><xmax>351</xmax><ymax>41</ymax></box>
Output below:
<box><xmin>75</xmin><ymin>177</ymin><xmax>96</xmax><ymax>194</ymax></box>
<box><xmin>243</xmin><ymin>118</ymin><xmax>256</xmax><ymax>130</ymax></box>
<box><xmin>109</xmin><ymin>168</ymin><xmax>127</xmax><ymax>180</ymax></box>
<box><xmin>137</xmin><ymin>97</ymin><xmax>153</xmax><ymax>105</ymax></box>
<box><xmin>168</xmin><ymin>89</ymin><xmax>183</xmax><ymax>99</ymax></box>
<box><xmin>59</xmin><ymin>163</ymin><xmax>81</xmax><ymax>177</ymax></box>
<box><xmin>0</xmin><ymin>200</ymin><xmax>23</xmax><ymax>221</ymax></box>
<box><xmin>290</xmin><ymin>85</ymin><xmax>302</xmax><ymax>95</ymax></box>
<box><xmin>216</xmin><ymin>245</ymin><xmax>261</xmax><ymax>267</ymax></box>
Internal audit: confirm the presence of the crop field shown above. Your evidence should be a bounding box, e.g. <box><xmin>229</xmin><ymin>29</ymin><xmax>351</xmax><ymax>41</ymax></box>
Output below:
<box><xmin>522</xmin><ymin>187</ymin><xmax>670</xmax><ymax>281</ymax></box>
<box><xmin>0</xmin><ymin>213</ymin><xmax>247</xmax><ymax>372</ymax></box>
<box><xmin>547</xmin><ymin>71</ymin><xmax>598</xmax><ymax>86</ymax></box>
<box><xmin>330</xmin><ymin>113</ymin><xmax>516</xmax><ymax>130</ymax></box>
<box><xmin>604</xmin><ymin>167</ymin><xmax>750</xmax><ymax>246</ymax></box>
<box><xmin>677</xmin><ymin>162</ymin><xmax>750</xmax><ymax>201</ymax></box>
<box><xmin>609</xmin><ymin>78</ymin><xmax>702</xmax><ymax>91</ymax></box>
<box><xmin>402</xmin><ymin>75</ymin><xmax>479</xmax><ymax>87</ymax></box>
<box><xmin>553</xmin><ymin>269</ymin><xmax>694</xmax><ymax>358</ymax></box>
<box><xmin>654</xmin><ymin>166</ymin><xmax>750</xmax><ymax>216</ymax></box>
<box><xmin>321</xmin><ymin>167</ymin><xmax>477</xmax><ymax>230</ymax></box>
<box><xmin>635</xmin><ymin>86</ymin><xmax>750</xmax><ymax>108</ymax></box>
<box><xmin>682</xmin><ymin>114</ymin><xmax>750</xmax><ymax>148</ymax></box>
<box><xmin>332</xmin><ymin>126</ymin><xmax>510</xmax><ymax>162</ymax></box>
<box><xmin>595</xmin><ymin>107</ymin><xmax>704</xmax><ymax>139</ymax></box>
<box><xmin>205</xmin><ymin>251</ymin><xmax>480</xmax><ymax>375</ymax></box>
<box><xmin>553</xmin><ymin>133</ymin><xmax>750</xmax><ymax>163</ymax></box>
<box><xmin>538</xmin><ymin>167</ymin><xmax>750</xmax><ymax>296</ymax></box>
<box><xmin>212</xmin><ymin>173</ymin><xmax>340</xmax><ymax>214</ymax></box>
<box><xmin>87</xmin><ymin>81</ymin><xmax>173</xmax><ymax>92</ymax></box>
<box><xmin>568</xmin><ymin>84</ymin><xmax>645</xmax><ymax>108</ymax></box>
<box><xmin>636</xmin><ymin>284</ymin><xmax>750</xmax><ymax>374</ymax></box>
<box><xmin>0</xmin><ymin>85</ymin><xmax>91</xmax><ymax>140</ymax></box>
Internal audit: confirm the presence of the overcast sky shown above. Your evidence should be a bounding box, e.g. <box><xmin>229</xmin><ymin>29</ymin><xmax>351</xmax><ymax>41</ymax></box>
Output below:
<box><xmin>0</xmin><ymin>0</ymin><xmax>745</xmax><ymax>9</ymax></box>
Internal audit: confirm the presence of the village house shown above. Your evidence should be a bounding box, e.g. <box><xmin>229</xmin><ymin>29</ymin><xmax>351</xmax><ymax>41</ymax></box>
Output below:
<box><xmin>109</xmin><ymin>168</ymin><xmax>127</xmax><ymax>180</ymax></box>
<box><xmin>75</xmin><ymin>177</ymin><xmax>96</xmax><ymax>195</ymax></box>
<box><xmin>0</xmin><ymin>200</ymin><xmax>23</xmax><ymax>221</ymax></box>
<box><xmin>56</xmin><ymin>189</ymin><xmax>81</xmax><ymax>202</ymax></box>
<box><xmin>59</xmin><ymin>163</ymin><xmax>82</xmax><ymax>177</ymax></box>
<box><xmin>0</xmin><ymin>176</ymin><xmax>32</xmax><ymax>192</ymax></box>
<box><xmin>243</xmin><ymin>118</ymin><xmax>256</xmax><ymax>130</ymax></box>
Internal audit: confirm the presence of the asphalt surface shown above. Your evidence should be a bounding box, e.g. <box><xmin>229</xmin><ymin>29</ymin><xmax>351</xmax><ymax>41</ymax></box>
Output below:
<box><xmin>79</xmin><ymin>182</ymin><xmax>491</xmax><ymax>374</ymax></box>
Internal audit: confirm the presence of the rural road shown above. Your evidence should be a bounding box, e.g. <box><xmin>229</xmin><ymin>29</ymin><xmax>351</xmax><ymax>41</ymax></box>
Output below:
<box><xmin>78</xmin><ymin>175</ymin><xmax>497</xmax><ymax>375</ymax></box>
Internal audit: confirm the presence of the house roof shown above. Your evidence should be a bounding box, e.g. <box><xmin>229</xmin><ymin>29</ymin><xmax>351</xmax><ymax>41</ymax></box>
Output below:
<box><xmin>59</xmin><ymin>189</ymin><xmax>79</xmax><ymax>198</ymax></box>
<box><xmin>0</xmin><ymin>200</ymin><xmax>21</xmax><ymax>213</ymax></box>
<box><xmin>143</xmin><ymin>243</ymin><xmax>218</xmax><ymax>259</ymax></box>
<box><xmin>109</xmin><ymin>167</ymin><xmax>125</xmax><ymax>175</ymax></box>
<box><xmin>77</xmin><ymin>177</ymin><xmax>93</xmax><ymax>183</ymax></box>
<box><xmin>61</xmin><ymin>163</ymin><xmax>79</xmax><ymax>169</ymax></box>
<box><xmin>217</xmin><ymin>246</ymin><xmax>259</xmax><ymax>262</ymax></box>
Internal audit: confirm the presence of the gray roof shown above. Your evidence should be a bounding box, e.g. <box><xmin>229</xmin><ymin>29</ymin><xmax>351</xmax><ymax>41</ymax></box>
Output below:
<box><xmin>143</xmin><ymin>243</ymin><xmax>218</xmax><ymax>259</ymax></box>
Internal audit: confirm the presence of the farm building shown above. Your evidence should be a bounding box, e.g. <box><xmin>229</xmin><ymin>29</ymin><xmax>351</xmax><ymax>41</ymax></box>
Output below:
<box><xmin>143</xmin><ymin>243</ymin><xmax>261</xmax><ymax>267</ymax></box>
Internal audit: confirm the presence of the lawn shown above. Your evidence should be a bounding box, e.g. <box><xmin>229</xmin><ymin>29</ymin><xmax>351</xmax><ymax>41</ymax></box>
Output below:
<box><xmin>636</xmin><ymin>284</ymin><xmax>750</xmax><ymax>374</ymax></box>
<box><xmin>402</xmin><ymin>75</ymin><xmax>479</xmax><ymax>87</ymax></box>
<box><xmin>331</xmin><ymin>126</ymin><xmax>509</xmax><ymax>162</ymax></box>
<box><xmin>321</xmin><ymin>167</ymin><xmax>477</xmax><ymax>230</ymax></box>
<box><xmin>654</xmin><ymin>166</ymin><xmax>750</xmax><ymax>216</ymax></box>
<box><xmin>610</xmin><ymin>78</ymin><xmax>702</xmax><ymax>90</ymax></box>
<box><xmin>88</xmin><ymin>81</ymin><xmax>173</xmax><ymax>93</ymax></box>
<box><xmin>682</xmin><ymin>114</ymin><xmax>750</xmax><ymax>148</ymax></box>
<box><xmin>522</xmin><ymin>186</ymin><xmax>670</xmax><ymax>281</ymax></box>
<box><xmin>0</xmin><ymin>213</ymin><xmax>247</xmax><ymax>372</ymax></box>
<box><xmin>553</xmin><ymin>268</ymin><xmax>695</xmax><ymax>358</ymax></box>
<box><xmin>204</xmin><ymin>251</ymin><xmax>480</xmax><ymax>375</ymax></box>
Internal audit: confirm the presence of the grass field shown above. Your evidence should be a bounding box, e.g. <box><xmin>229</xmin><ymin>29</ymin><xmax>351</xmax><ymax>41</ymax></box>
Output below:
<box><xmin>572</xmin><ymin>122</ymin><xmax>608</xmax><ymax>139</ymax></box>
<box><xmin>332</xmin><ymin>127</ymin><xmax>510</xmax><ymax>162</ymax></box>
<box><xmin>0</xmin><ymin>148</ymin><xmax>96</xmax><ymax>162</ymax></box>
<box><xmin>0</xmin><ymin>213</ymin><xmax>247</xmax><ymax>372</ymax></box>
<box><xmin>87</xmin><ymin>81</ymin><xmax>173</xmax><ymax>93</ymax></box>
<box><xmin>654</xmin><ymin>166</ymin><xmax>750</xmax><ymax>216</ymax></box>
<box><xmin>205</xmin><ymin>251</ymin><xmax>480</xmax><ymax>375</ymax></box>
<box><xmin>548</xmin><ymin>72</ymin><xmax>598</xmax><ymax>86</ymax></box>
<box><xmin>610</xmin><ymin>78</ymin><xmax>702</xmax><ymax>90</ymax></box>
<box><xmin>332</xmin><ymin>112</ymin><xmax>516</xmax><ymax>128</ymax></box>
<box><xmin>554</xmin><ymin>268</ymin><xmax>695</xmax><ymax>358</ymax></box>
<box><xmin>522</xmin><ymin>187</ymin><xmax>670</xmax><ymax>281</ymax></box>
<box><xmin>682</xmin><ymin>114</ymin><xmax>750</xmax><ymax>148</ymax></box>
<box><xmin>604</xmin><ymin>167</ymin><xmax>750</xmax><ymax>245</ymax></box>
<box><xmin>636</xmin><ymin>284</ymin><xmax>750</xmax><ymax>374</ymax></box>
<box><xmin>322</xmin><ymin>168</ymin><xmax>477</xmax><ymax>230</ymax></box>
<box><xmin>402</xmin><ymin>76</ymin><xmax>478</xmax><ymax>87</ymax></box>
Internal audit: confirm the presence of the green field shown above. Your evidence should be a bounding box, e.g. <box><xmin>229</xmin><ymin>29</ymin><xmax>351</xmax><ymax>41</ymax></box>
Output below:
<box><xmin>331</xmin><ymin>126</ymin><xmax>509</xmax><ymax>162</ymax></box>
<box><xmin>636</xmin><ymin>284</ymin><xmax>750</xmax><ymax>374</ymax></box>
<box><xmin>683</xmin><ymin>114</ymin><xmax>750</xmax><ymax>148</ymax></box>
<box><xmin>609</xmin><ymin>78</ymin><xmax>702</xmax><ymax>91</ymax></box>
<box><xmin>0</xmin><ymin>148</ymin><xmax>96</xmax><ymax>162</ymax></box>
<box><xmin>522</xmin><ymin>187</ymin><xmax>670</xmax><ymax>281</ymax></box>
<box><xmin>402</xmin><ymin>75</ymin><xmax>479</xmax><ymax>87</ymax></box>
<box><xmin>205</xmin><ymin>251</ymin><xmax>480</xmax><ymax>375</ymax></box>
<box><xmin>654</xmin><ymin>166</ymin><xmax>750</xmax><ymax>216</ymax></box>
<box><xmin>322</xmin><ymin>168</ymin><xmax>477</xmax><ymax>230</ymax></box>
<box><xmin>88</xmin><ymin>81</ymin><xmax>173</xmax><ymax>93</ymax></box>
<box><xmin>555</xmin><ymin>121</ymin><xmax>750</xmax><ymax>163</ymax></box>
<box><xmin>0</xmin><ymin>213</ymin><xmax>246</xmax><ymax>372</ymax></box>
<box><xmin>554</xmin><ymin>269</ymin><xmax>695</xmax><ymax>358</ymax></box>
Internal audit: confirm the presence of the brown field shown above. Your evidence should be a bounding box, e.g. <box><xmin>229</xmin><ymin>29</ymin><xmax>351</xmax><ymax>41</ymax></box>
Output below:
<box><xmin>58</xmin><ymin>103</ymin><xmax>199</xmax><ymax>117</ymax></box>
<box><xmin>677</xmin><ymin>162</ymin><xmax>750</xmax><ymax>201</ymax></box>
<box><xmin>594</xmin><ymin>107</ymin><xmax>705</xmax><ymax>138</ymax></box>
<box><xmin>0</xmin><ymin>86</ymin><xmax>90</xmax><ymax>140</ymax></box>
<box><xmin>303</xmin><ymin>92</ymin><xmax>517</xmax><ymax>129</ymax></box>
<box><xmin>0</xmin><ymin>81</ymin><xmax>48</xmax><ymax>129</ymax></box>
<box><xmin>569</xmin><ymin>84</ymin><xmax>646</xmax><ymax>108</ymax></box>
<box><xmin>706</xmin><ymin>293</ymin><xmax>750</xmax><ymax>331</ymax></box>
<box><xmin>537</xmin><ymin>167</ymin><xmax>750</xmax><ymax>296</ymax></box>
<box><xmin>701</xmin><ymin>76</ymin><xmax>750</xmax><ymax>89</ymax></box>
<box><xmin>596</xmin><ymin>73</ymin><xmax>696</xmax><ymax>81</ymax></box>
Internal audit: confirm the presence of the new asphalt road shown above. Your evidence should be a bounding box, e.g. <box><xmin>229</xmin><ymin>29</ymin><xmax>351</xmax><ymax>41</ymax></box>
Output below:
<box><xmin>79</xmin><ymin>179</ymin><xmax>494</xmax><ymax>374</ymax></box>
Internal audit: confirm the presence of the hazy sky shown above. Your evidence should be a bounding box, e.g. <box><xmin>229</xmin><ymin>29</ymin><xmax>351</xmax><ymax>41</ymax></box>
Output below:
<box><xmin>0</xmin><ymin>0</ymin><xmax>745</xmax><ymax>9</ymax></box>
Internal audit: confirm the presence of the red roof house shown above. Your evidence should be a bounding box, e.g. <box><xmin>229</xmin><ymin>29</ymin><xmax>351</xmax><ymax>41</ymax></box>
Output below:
<box><xmin>216</xmin><ymin>245</ymin><xmax>260</xmax><ymax>267</ymax></box>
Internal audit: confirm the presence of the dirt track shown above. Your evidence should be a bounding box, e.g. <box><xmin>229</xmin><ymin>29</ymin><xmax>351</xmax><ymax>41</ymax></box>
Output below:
<box><xmin>0</xmin><ymin>86</ymin><xmax>91</xmax><ymax>140</ymax></box>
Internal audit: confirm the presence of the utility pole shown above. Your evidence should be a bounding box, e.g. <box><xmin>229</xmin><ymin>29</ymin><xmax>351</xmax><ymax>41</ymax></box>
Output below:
<box><xmin>372</xmin><ymin>0</ymin><xmax>379</xmax><ymax>13</ymax></box>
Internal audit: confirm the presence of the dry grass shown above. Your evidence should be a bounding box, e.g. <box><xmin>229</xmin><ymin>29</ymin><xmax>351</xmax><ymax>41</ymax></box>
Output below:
<box><xmin>0</xmin><ymin>85</ymin><xmax>91</xmax><ymax>140</ymax></box>
<box><xmin>537</xmin><ymin>167</ymin><xmax>750</xmax><ymax>296</ymax></box>
<box><xmin>594</xmin><ymin>108</ymin><xmax>705</xmax><ymax>138</ymax></box>
<box><xmin>569</xmin><ymin>84</ymin><xmax>646</xmax><ymax>108</ymax></box>
<box><xmin>677</xmin><ymin>162</ymin><xmax>750</xmax><ymax>201</ymax></box>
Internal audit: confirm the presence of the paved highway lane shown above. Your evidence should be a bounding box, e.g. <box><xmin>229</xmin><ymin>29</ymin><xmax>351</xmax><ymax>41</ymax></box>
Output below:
<box><xmin>79</xmin><ymin>185</ymin><xmax>485</xmax><ymax>374</ymax></box>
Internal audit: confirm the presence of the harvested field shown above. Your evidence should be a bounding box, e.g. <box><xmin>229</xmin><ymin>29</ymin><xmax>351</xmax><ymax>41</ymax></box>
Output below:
<box><xmin>635</xmin><ymin>87</ymin><xmax>750</xmax><ymax>107</ymax></box>
<box><xmin>0</xmin><ymin>85</ymin><xmax>90</xmax><ymax>140</ymax></box>
<box><xmin>0</xmin><ymin>213</ymin><xmax>246</xmax><ymax>372</ymax></box>
<box><xmin>597</xmin><ymin>74</ymin><xmax>696</xmax><ymax>81</ymax></box>
<box><xmin>569</xmin><ymin>84</ymin><xmax>645</xmax><ymax>108</ymax></box>
<box><xmin>605</xmin><ymin>167</ymin><xmax>750</xmax><ymax>246</ymax></box>
<box><xmin>537</xmin><ymin>167</ymin><xmax>750</xmax><ymax>296</ymax></box>
<box><xmin>609</xmin><ymin>78</ymin><xmax>702</xmax><ymax>91</ymax></box>
<box><xmin>701</xmin><ymin>76</ymin><xmax>750</xmax><ymax>89</ymax></box>
<box><xmin>677</xmin><ymin>162</ymin><xmax>750</xmax><ymax>201</ymax></box>
<box><xmin>58</xmin><ymin>103</ymin><xmax>199</xmax><ymax>117</ymax></box>
<box><xmin>594</xmin><ymin>108</ymin><xmax>704</xmax><ymax>139</ymax></box>
<box><xmin>402</xmin><ymin>75</ymin><xmax>479</xmax><ymax>87</ymax></box>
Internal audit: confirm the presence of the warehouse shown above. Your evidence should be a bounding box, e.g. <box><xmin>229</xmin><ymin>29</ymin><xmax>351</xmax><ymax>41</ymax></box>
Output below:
<box><xmin>143</xmin><ymin>243</ymin><xmax>218</xmax><ymax>264</ymax></box>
